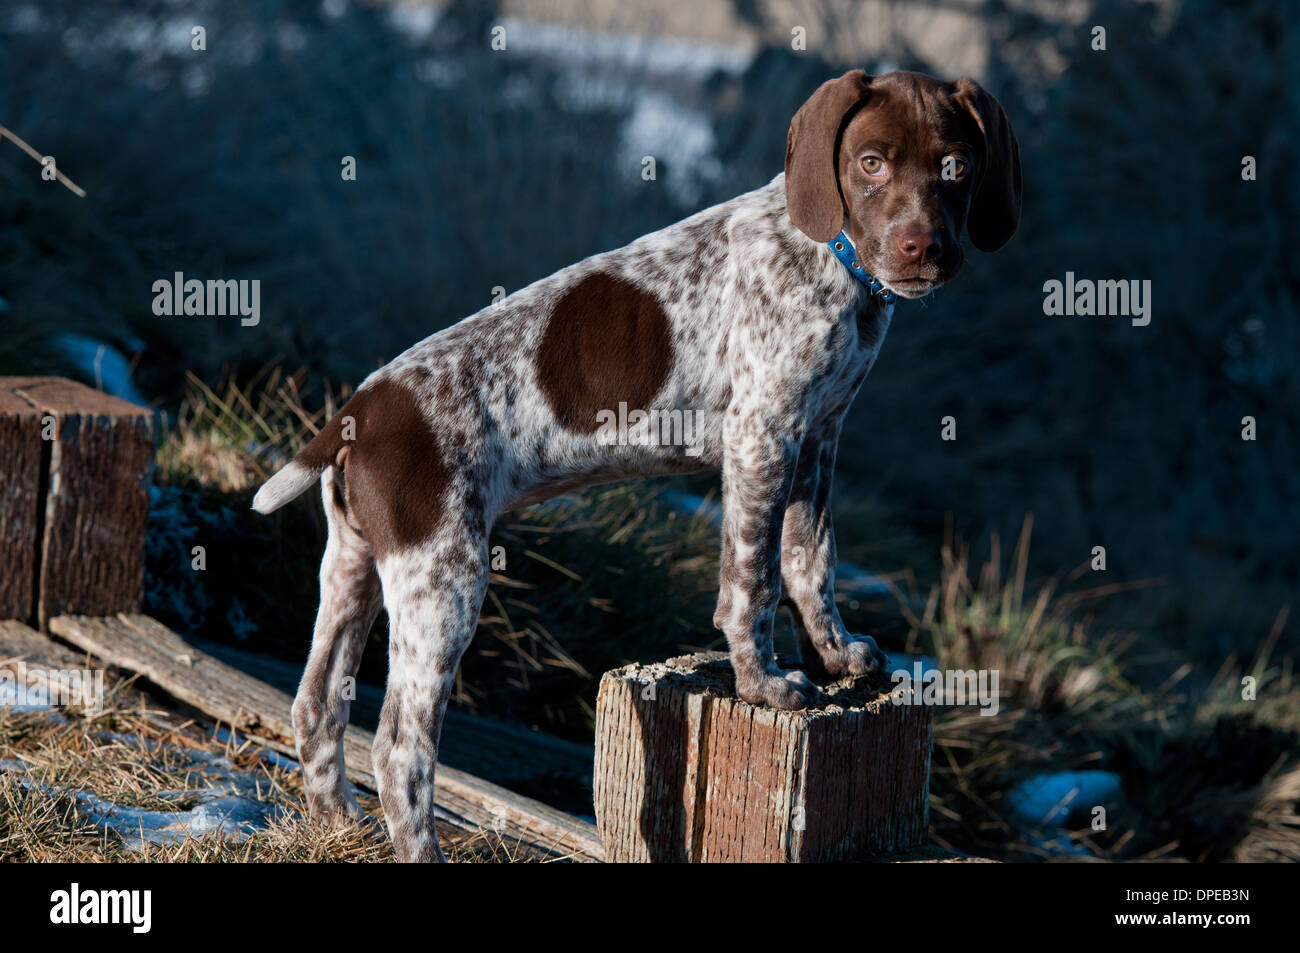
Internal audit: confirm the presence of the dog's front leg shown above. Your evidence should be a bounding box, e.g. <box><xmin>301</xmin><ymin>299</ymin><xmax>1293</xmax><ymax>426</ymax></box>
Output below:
<box><xmin>713</xmin><ymin>404</ymin><xmax>819</xmax><ymax>710</ymax></box>
<box><xmin>779</xmin><ymin>416</ymin><xmax>888</xmax><ymax>679</ymax></box>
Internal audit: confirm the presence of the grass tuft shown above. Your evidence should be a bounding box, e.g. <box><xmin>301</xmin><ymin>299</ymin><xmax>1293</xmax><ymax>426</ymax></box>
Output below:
<box><xmin>899</xmin><ymin>519</ymin><xmax>1298</xmax><ymax>861</ymax></box>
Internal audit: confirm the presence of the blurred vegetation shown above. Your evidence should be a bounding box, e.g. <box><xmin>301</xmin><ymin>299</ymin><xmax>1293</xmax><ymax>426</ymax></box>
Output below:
<box><xmin>2</xmin><ymin>0</ymin><xmax>1297</xmax><ymax>860</ymax></box>
<box><xmin>904</xmin><ymin>523</ymin><xmax>1298</xmax><ymax>860</ymax></box>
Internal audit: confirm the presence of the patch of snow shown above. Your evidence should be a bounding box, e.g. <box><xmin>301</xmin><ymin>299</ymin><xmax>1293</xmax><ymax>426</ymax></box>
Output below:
<box><xmin>145</xmin><ymin>484</ymin><xmax>242</xmax><ymax>629</ymax></box>
<box><xmin>618</xmin><ymin>92</ymin><xmax>722</xmax><ymax>205</ymax></box>
<box><xmin>1008</xmin><ymin>770</ymin><xmax>1123</xmax><ymax>828</ymax></box>
<box><xmin>0</xmin><ymin>730</ymin><xmax>290</xmax><ymax>850</ymax></box>
<box><xmin>544</xmin><ymin>72</ymin><xmax>725</xmax><ymax>206</ymax></box>
<box><xmin>387</xmin><ymin>2</ymin><xmax>439</xmax><ymax>42</ymax></box>
<box><xmin>71</xmin><ymin>790</ymin><xmax>284</xmax><ymax>849</ymax></box>
<box><xmin>1005</xmin><ymin>770</ymin><xmax>1124</xmax><ymax>857</ymax></box>
<box><xmin>225</xmin><ymin>597</ymin><xmax>259</xmax><ymax>641</ymax></box>
<box><xmin>52</xmin><ymin>333</ymin><xmax>149</xmax><ymax>407</ymax></box>
<box><xmin>0</xmin><ymin>681</ymin><xmax>54</xmax><ymax>714</ymax></box>
<box><xmin>0</xmin><ymin>683</ymin><xmax>71</xmax><ymax>718</ymax></box>
<box><xmin>499</xmin><ymin>17</ymin><xmax>751</xmax><ymax>79</ymax></box>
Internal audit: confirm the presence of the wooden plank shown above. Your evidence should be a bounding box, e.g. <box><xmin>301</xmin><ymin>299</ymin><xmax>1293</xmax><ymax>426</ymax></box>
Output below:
<box><xmin>48</xmin><ymin>613</ymin><xmax>603</xmax><ymax>861</ymax></box>
<box><xmin>0</xmin><ymin>391</ymin><xmax>43</xmax><ymax>620</ymax></box>
<box><xmin>188</xmin><ymin>634</ymin><xmax>594</xmax><ymax>800</ymax></box>
<box><xmin>0</xmin><ymin>619</ymin><xmax>112</xmax><ymax>714</ymax></box>
<box><xmin>0</xmin><ymin>377</ymin><xmax>153</xmax><ymax>627</ymax></box>
<box><xmin>0</xmin><ymin>619</ymin><xmax>95</xmax><ymax>672</ymax></box>
<box><xmin>594</xmin><ymin>652</ymin><xmax>932</xmax><ymax>862</ymax></box>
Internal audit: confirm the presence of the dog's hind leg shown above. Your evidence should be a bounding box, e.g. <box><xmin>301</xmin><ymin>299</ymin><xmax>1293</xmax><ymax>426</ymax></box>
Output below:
<box><xmin>292</xmin><ymin>466</ymin><xmax>383</xmax><ymax>821</ymax></box>
<box><xmin>371</xmin><ymin>522</ymin><xmax>490</xmax><ymax>863</ymax></box>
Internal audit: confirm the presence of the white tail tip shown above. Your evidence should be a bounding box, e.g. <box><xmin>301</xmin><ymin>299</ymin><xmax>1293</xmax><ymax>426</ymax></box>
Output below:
<box><xmin>251</xmin><ymin>460</ymin><xmax>320</xmax><ymax>514</ymax></box>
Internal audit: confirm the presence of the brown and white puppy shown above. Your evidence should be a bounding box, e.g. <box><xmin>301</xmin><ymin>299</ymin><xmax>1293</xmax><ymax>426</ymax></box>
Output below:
<box><xmin>253</xmin><ymin>70</ymin><xmax>1021</xmax><ymax>862</ymax></box>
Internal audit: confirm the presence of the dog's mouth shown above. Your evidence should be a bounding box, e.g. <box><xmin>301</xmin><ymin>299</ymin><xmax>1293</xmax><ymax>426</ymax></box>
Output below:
<box><xmin>878</xmin><ymin>257</ymin><xmax>962</xmax><ymax>299</ymax></box>
<box><xmin>881</xmin><ymin>274</ymin><xmax>942</xmax><ymax>299</ymax></box>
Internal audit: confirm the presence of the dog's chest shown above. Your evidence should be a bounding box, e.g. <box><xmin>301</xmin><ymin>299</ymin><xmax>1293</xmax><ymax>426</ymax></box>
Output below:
<box><xmin>801</xmin><ymin>299</ymin><xmax>893</xmax><ymax>421</ymax></box>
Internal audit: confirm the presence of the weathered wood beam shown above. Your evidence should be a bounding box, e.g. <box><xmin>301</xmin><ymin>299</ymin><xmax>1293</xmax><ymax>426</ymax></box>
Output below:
<box><xmin>188</xmin><ymin>633</ymin><xmax>594</xmax><ymax>798</ymax></box>
<box><xmin>0</xmin><ymin>619</ymin><xmax>96</xmax><ymax>675</ymax></box>
<box><xmin>48</xmin><ymin>613</ymin><xmax>604</xmax><ymax>861</ymax></box>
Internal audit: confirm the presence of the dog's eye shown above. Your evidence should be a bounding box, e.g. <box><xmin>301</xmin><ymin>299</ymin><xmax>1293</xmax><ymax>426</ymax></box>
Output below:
<box><xmin>861</xmin><ymin>156</ymin><xmax>885</xmax><ymax>175</ymax></box>
<box><xmin>944</xmin><ymin>157</ymin><xmax>969</xmax><ymax>179</ymax></box>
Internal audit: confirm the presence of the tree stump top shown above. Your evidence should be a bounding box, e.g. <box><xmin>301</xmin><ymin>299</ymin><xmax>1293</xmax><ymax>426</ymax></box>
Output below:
<box><xmin>616</xmin><ymin>650</ymin><xmax>896</xmax><ymax>715</ymax></box>
<box><xmin>0</xmin><ymin>376</ymin><xmax>152</xmax><ymax>418</ymax></box>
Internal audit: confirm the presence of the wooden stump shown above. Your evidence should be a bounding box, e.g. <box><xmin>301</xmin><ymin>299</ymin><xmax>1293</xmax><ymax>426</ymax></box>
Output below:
<box><xmin>0</xmin><ymin>386</ymin><xmax>44</xmax><ymax>619</ymax></box>
<box><xmin>0</xmin><ymin>378</ymin><xmax>153</xmax><ymax>627</ymax></box>
<box><xmin>594</xmin><ymin>652</ymin><xmax>932</xmax><ymax>862</ymax></box>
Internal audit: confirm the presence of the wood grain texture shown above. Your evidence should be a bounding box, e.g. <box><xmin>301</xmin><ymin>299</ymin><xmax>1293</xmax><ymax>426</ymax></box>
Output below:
<box><xmin>48</xmin><ymin>612</ymin><xmax>604</xmax><ymax>861</ymax></box>
<box><xmin>0</xmin><ymin>377</ymin><xmax>154</xmax><ymax>626</ymax></box>
<box><xmin>594</xmin><ymin>652</ymin><xmax>932</xmax><ymax>862</ymax></box>
<box><xmin>0</xmin><ymin>619</ymin><xmax>95</xmax><ymax>672</ymax></box>
<box><xmin>0</xmin><ymin>391</ymin><xmax>43</xmax><ymax>619</ymax></box>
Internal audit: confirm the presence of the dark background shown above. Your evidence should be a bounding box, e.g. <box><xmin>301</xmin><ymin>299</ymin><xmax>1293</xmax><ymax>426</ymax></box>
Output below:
<box><xmin>2</xmin><ymin>0</ymin><xmax>1296</xmax><ymax>859</ymax></box>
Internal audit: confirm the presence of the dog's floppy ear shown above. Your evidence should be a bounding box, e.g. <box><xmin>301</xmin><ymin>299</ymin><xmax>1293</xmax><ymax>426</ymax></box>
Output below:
<box><xmin>952</xmin><ymin>77</ymin><xmax>1022</xmax><ymax>252</ymax></box>
<box><xmin>785</xmin><ymin>70</ymin><xmax>873</xmax><ymax>243</ymax></box>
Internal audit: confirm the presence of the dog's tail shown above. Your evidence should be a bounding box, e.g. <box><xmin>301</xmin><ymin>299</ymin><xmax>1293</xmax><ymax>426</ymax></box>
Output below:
<box><xmin>251</xmin><ymin>405</ymin><xmax>350</xmax><ymax>515</ymax></box>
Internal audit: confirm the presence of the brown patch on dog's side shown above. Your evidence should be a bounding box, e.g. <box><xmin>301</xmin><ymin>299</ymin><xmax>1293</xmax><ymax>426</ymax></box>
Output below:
<box><xmin>536</xmin><ymin>272</ymin><xmax>674</xmax><ymax>433</ymax></box>
<box><xmin>329</xmin><ymin>376</ymin><xmax>450</xmax><ymax>560</ymax></box>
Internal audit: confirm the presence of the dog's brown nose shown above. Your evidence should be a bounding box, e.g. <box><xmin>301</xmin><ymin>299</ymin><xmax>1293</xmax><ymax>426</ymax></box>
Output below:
<box><xmin>895</xmin><ymin>230</ymin><xmax>943</xmax><ymax>263</ymax></box>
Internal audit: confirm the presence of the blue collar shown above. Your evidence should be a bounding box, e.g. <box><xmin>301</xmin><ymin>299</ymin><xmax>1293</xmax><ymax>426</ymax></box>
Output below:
<box><xmin>827</xmin><ymin>230</ymin><xmax>896</xmax><ymax>303</ymax></box>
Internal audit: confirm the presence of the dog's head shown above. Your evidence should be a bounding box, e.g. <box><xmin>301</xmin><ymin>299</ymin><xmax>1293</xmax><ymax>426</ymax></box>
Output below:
<box><xmin>785</xmin><ymin>70</ymin><xmax>1021</xmax><ymax>299</ymax></box>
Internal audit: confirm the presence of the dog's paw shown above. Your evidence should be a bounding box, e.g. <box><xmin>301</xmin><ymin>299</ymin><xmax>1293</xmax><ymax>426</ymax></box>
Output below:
<box><xmin>820</xmin><ymin>634</ymin><xmax>889</xmax><ymax>678</ymax></box>
<box><xmin>737</xmin><ymin>669</ymin><xmax>821</xmax><ymax>710</ymax></box>
<box><xmin>305</xmin><ymin>789</ymin><xmax>363</xmax><ymax>825</ymax></box>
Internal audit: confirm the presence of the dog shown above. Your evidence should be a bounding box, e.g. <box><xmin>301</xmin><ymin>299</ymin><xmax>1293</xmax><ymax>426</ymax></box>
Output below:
<box><xmin>252</xmin><ymin>70</ymin><xmax>1021</xmax><ymax>861</ymax></box>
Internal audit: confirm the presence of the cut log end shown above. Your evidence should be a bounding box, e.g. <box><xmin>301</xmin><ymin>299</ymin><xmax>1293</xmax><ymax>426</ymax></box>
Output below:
<box><xmin>0</xmin><ymin>377</ymin><xmax>153</xmax><ymax>628</ymax></box>
<box><xmin>594</xmin><ymin>651</ymin><xmax>932</xmax><ymax>862</ymax></box>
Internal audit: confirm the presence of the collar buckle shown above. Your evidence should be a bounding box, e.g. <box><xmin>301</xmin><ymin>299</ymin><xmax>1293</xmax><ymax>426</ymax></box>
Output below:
<box><xmin>827</xmin><ymin>231</ymin><xmax>896</xmax><ymax>304</ymax></box>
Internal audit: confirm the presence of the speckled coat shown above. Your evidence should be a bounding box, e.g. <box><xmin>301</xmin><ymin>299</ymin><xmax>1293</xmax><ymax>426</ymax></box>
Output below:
<box><xmin>253</xmin><ymin>69</ymin><xmax>1021</xmax><ymax>862</ymax></box>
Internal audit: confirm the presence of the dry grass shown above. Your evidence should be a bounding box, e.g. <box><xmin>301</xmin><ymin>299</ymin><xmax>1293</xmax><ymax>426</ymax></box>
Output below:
<box><xmin>910</xmin><ymin>517</ymin><xmax>1154</xmax><ymax>724</ymax></box>
<box><xmin>0</xmin><ymin>681</ymin><xmax>543</xmax><ymax>863</ymax></box>
<box><xmin>157</xmin><ymin>367</ymin><xmax>352</xmax><ymax>493</ymax></box>
<box><xmin>1230</xmin><ymin>767</ymin><xmax>1300</xmax><ymax>862</ymax></box>
<box><xmin>895</xmin><ymin>519</ymin><xmax>1300</xmax><ymax>862</ymax></box>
